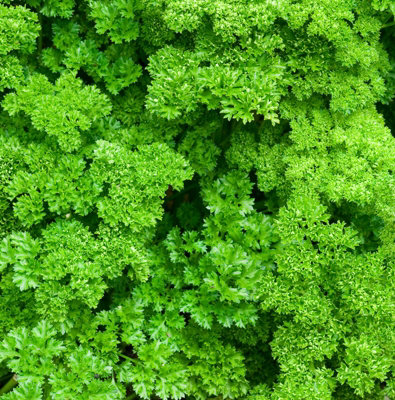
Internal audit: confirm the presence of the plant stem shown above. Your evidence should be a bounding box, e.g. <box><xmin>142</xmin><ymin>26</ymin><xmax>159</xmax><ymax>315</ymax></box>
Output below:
<box><xmin>0</xmin><ymin>374</ymin><xmax>17</xmax><ymax>395</ymax></box>
<box><xmin>125</xmin><ymin>394</ymin><xmax>137</xmax><ymax>400</ymax></box>
<box><xmin>118</xmin><ymin>353</ymin><xmax>136</xmax><ymax>362</ymax></box>
<box><xmin>38</xmin><ymin>14</ymin><xmax>43</xmax><ymax>54</ymax></box>
<box><xmin>382</xmin><ymin>21</ymin><xmax>395</xmax><ymax>29</ymax></box>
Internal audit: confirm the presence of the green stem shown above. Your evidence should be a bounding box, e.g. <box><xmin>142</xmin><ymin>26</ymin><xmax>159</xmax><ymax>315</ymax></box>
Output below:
<box><xmin>0</xmin><ymin>374</ymin><xmax>17</xmax><ymax>395</ymax></box>
<box><xmin>38</xmin><ymin>14</ymin><xmax>43</xmax><ymax>54</ymax></box>
<box><xmin>118</xmin><ymin>353</ymin><xmax>136</xmax><ymax>363</ymax></box>
<box><xmin>0</xmin><ymin>374</ymin><xmax>12</xmax><ymax>386</ymax></box>
<box><xmin>125</xmin><ymin>394</ymin><xmax>137</xmax><ymax>400</ymax></box>
<box><xmin>42</xmin><ymin>377</ymin><xmax>52</xmax><ymax>400</ymax></box>
<box><xmin>112</xmin><ymin>371</ymin><xmax>124</xmax><ymax>398</ymax></box>
<box><xmin>382</xmin><ymin>21</ymin><xmax>395</xmax><ymax>29</ymax></box>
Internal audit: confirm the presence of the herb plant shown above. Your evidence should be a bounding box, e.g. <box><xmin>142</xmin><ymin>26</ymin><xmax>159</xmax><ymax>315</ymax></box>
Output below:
<box><xmin>0</xmin><ymin>1</ymin><xmax>394</xmax><ymax>399</ymax></box>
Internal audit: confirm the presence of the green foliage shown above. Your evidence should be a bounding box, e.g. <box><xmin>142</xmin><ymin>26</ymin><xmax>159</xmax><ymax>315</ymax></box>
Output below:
<box><xmin>88</xmin><ymin>0</ymin><xmax>142</xmax><ymax>44</ymax></box>
<box><xmin>3</xmin><ymin>73</ymin><xmax>112</xmax><ymax>152</ymax></box>
<box><xmin>89</xmin><ymin>141</ymin><xmax>193</xmax><ymax>228</ymax></box>
<box><xmin>0</xmin><ymin>0</ymin><xmax>394</xmax><ymax>399</ymax></box>
<box><xmin>0</xmin><ymin>321</ymin><xmax>122</xmax><ymax>399</ymax></box>
<box><xmin>0</xmin><ymin>4</ymin><xmax>39</xmax><ymax>55</ymax></box>
<box><xmin>0</xmin><ymin>4</ymin><xmax>39</xmax><ymax>91</ymax></box>
<box><xmin>41</xmin><ymin>14</ymin><xmax>142</xmax><ymax>94</ymax></box>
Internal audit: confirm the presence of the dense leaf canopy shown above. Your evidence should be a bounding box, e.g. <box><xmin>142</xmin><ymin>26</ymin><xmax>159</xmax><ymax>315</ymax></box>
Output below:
<box><xmin>0</xmin><ymin>0</ymin><xmax>394</xmax><ymax>399</ymax></box>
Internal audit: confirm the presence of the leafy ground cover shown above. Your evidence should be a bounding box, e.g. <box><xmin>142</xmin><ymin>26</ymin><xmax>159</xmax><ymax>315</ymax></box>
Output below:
<box><xmin>0</xmin><ymin>1</ymin><xmax>394</xmax><ymax>399</ymax></box>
